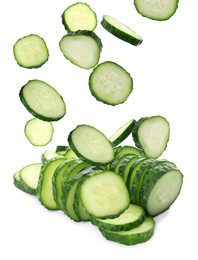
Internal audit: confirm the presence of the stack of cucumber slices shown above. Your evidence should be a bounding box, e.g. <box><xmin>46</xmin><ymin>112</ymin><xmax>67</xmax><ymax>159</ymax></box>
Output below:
<box><xmin>14</xmin><ymin>115</ymin><xmax>183</xmax><ymax>246</ymax></box>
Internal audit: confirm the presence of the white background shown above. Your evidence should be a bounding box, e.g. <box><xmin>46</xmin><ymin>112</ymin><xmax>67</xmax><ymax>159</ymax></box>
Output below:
<box><xmin>0</xmin><ymin>0</ymin><xmax>197</xmax><ymax>259</ymax></box>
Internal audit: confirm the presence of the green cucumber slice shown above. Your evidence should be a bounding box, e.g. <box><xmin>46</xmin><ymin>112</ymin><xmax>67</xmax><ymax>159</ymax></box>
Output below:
<box><xmin>132</xmin><ymin>116</ymin><xmax>170</xmax><ymax>159</ymax></box>
<box><xmin>24</xmin><ymin>118</ymin><xmax>54</xmax><ymax>146</ymax></box>
<box><xmin>68</xmin><ymin>124</ymin><xmax>114</xmax><ymax>166</ymax></box>
<box><xmin>80</xmin><ymin>171</ymin><xmax>130</xmax><ymax>219</ymax></box>
<box><xmin>115</xmin><ymin>145</ymin><xmax>143</xmax><ymax>158</ymax></box>
<box><xmin>41</xmin><ymin>150</ymin><xmax>61</xmax><ymax>163</ymax></box>
<box><xmin>13</xmin><ymin>34</ymin><xmax>49</xmax><ymax>68</ymax></box>
<box><xmin>101</xmin><ymin>15</ymin><xmax>142</xmax><ymax>46</ymax></box>
<box><xmin>91</xmin><ymin>204</ymin><xmax>145</xmax><ymax>231</ymax></box>
<box><xmin>19</xmin><ymin>79</ymin><xmax>66</xmax><ymax>121</ymax></box>
<box><xmin>59</xmin><ymin>30</ymin><xmax>102</xmax><ymax>69</ymax></box>
<box><xmin>64</xmin><ymin>147</ymin><xmax>79</xmax><ymax>159</ymax></box>
<box><xmin>89</xmin><ymin>61</ymin><xmax>133</xmax><ymax>105</ymax></box>
<box><xmin>134</xmin><ymin>0</ymin><xmax>179</xmax><ymax>21</ymax></box>
<box><xmin>109</xmin><ymin>119</ymin><xmax>136</xmax><ymax>147</ymax></box>
<box><xmin>62</xmin><ymin>2</ymin><xmax>97</xmax><ymax>32</ymax></box>
<box><xmin>100</xmin><ymin>216</ymin><xmax>155</xmax><ymax>245</ymax></box>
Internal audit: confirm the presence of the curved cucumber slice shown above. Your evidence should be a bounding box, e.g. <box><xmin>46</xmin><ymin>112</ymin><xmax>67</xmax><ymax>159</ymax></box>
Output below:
<box><xmin>68</xmin><ymin>124</ymin><xmax>114</xmax><ymax>166</ymax></box>
<box><xmin>109</xmin><ymin>119</ymin><xmax>136</xmax><ymax>147</ymax></box>
<box><xmin>80</xmin><ymin>171</ymin><xmax>130</xmax><ymax>219</ymax></box>
<box><xmin>101</xmin><ymin>15</ymin><xmax>142</xmax><ymax>46</ymax></box>
<box><xmin>91</xmin><ymin>204</ymin><xmax>145</xmax><ymax>231</ymax></box>
<box><xmin>100</xmin><ymin>216</ymin><xmax>155</xmax><ymax>245</ymax></box>
<box><xmin>24</xmin><ymin>118</ymin><xmax>54</xmax><ymax>146</ymax></box>
<box><xmin>89</xmin><ymin>61</ymin><xmax>133</xmax><ymax>105</ymax></box>
<box><xmin>134</xmin><ymin>0</ymin><xmax>179</xmax><ymax>21</ymax></box>
<box><xmin>62</xmin><ymin>2</ymin><xmax>97</xmax><ymax>32</ymax></box>
<box><xmin>13</xmin><ymin>34</ymin><xmax>49</xmax><ymax>68</ymax></box>
<box><xmin>132</xmin><ymin>116</ymin><xmax>170</xmax><ymax>159</ymax></box>
<box><xmin>59</xmin><ymin>30</ymin><xmax>102</xmax><ymax>69</ymax></box>
<box><xmin>19</xmin><ymin>80</ymin><xmax>66</xmax><ymax>121</ymax></box>
<box><xmin>115</xmin><ymin>145</ymin><xmax>143</xmax><ymax>158</ymax></box>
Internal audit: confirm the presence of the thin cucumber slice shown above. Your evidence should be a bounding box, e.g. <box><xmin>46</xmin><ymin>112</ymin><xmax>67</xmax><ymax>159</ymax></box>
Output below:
<box><xmin>118</xmin><ymin>155</ymin><xmax>141</xmax><ymax>181</ymax></box>
<box><xmin>100</xmin><ymin>216</ymin><xmax>155</xmax><ymax>245</ymax></box>
<box><xmin>115</xmin><ymin>145</ymin><xmax>143</xmax><ymax>158</ymax></box>
<box><xmin>64</xmin><ymin>147</ymin><xmax>78</xmax><ymax>159</ymax></box>
<box><xmin>101</xmin><ymin>15</ymin><xmax>142</xmax><ymax>46</ymax></box>
<box><xmin>109</xmin><ymin>119</ymin><xmax>136</xmax><ymax>147</ymax></box>
<box><xmin>19</xmin><ymin>163</ymin><xmax>42</xmax><ymax>195</ymax></box>
<box><xmin>68</xmin><ymin>124</ymin><xmax>114</xmax><ymax>166</ymax></box>
<box><xmin>134</xmin><ymin>0</ymin><xmax>179</xmax><ymax>21</ymax></box>
<box><xmin>109</xmin><ymin>154</ymin><xmax>138</xmax><ymax>175</ymax></box>
<box><xmin>56</xmin><ymin>145</ymin><xmax>68</xmax><ymax>153</ymax></box>
<box><xmin>13</xmin><ymin>34</ymin><xmax>49</xmax><ymax>68</ymax></box>
<box><xmin>19</xmin><ymin>79</ymin><xmax>66</xmax><ymax>121</ymax></box>
<box><xmin>24</xmin><ymin>118</ymin><xmax>54</xmax><ymax>146</ymax></box>
<box><xmin>62</xmin><ymin>2</ymin><xmax>97</xmax><ymax>32</ymax></box>
<box><xmin>13</xmin><ymin>171</ymin><xmax>31</xmax><ymax>193</ymax></box>
<box><xmin>59</xmin><ymin>30</ymin><xmax>102</xmax><ymax>69</ymax></box>
<box><xmin>132</xmin><ymin>116</ymin><xmax>170</xmax><ymax>159</ymax></box>
<box><xmin>89</xmin><ymin>61</ymin><xmax>133</xmax><ymax>105</ymax></box>
<box><xmin>91</xmin><ymin>204</ymin><xmax>145</xmax><ymax>231</ymax></box>
<box><xmin>37</xmin><ymin>157</ymin><xmax>67</xmax><ymax>210</ymax></box>
<box><xmin>80</xmin><ymin>171</ymin><xmax>130</xmax><ymax>219</ymax></box>
<box><xmin>41</xmin><ymin>150</ymin><xmax>61</xmax><ymax>163</ymax></box>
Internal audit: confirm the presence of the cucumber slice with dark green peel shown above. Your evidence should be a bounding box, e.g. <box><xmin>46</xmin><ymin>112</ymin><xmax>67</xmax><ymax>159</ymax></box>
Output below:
<box><xmin>62</xmin><ymin>2</ymin><xmax>97</xmax><ymax>32</ymax></box>
<box><xmin>132</xmin><ymin>116</ymin><xmax>170</xmax><ymax>159</ymax></box>
<box><xmin>89</xmin><ymin>61</ymin><xmax>133</xmax><ymax>105</ymax></box>
<box><xmin>91</xmin><ymin>204</ymin><xmax>145</xmax><ymax>231</ymax></box>
<box><xmin>109</xmin><ymin>119</ymin><xmax>136</xmax><ymax>147</ymax></box>
<box><xmin>68</xmin><ymin>124</ymin><xmax>114</xmax><ymax>166</ymax></box>
<box><xmin>52</xmin><ymin>159</ymin><xmax>76</xmax><ymax>209</ymax></box>
<box><xmin>139</xmin><ymin>162</ymin><xmax>183</xmax><ymax>216</ymax></box>
<box><xmin>24</xmin><ymin>118</ymin><xmax>54</xmax><ymax>146</ymax></box>
<box><xmin>80</xmin><ymin>171</ymin><xmax>130</xmax><ymax>219</ymax></box>
<box><xmin>101</xmin><ymin>15</ymin><xmax>143</xmax><ymax>46</ymax></box>
<box><xmin>118</xmin><ymin>155</ymin><xmax>141</xmax><ymax>181</ymax></box>
<box><xmin>56</xmin><ymin>145</ymin><xmax>68</xmax><ymax>153</ymax></box>
<box><xmin>109</xmin><ymin>154</ymin><xmax>138</xmax><ymax>175</ymax></box>
<box><xmin>13</xmin><ymin>171</ymin><xmax>35</xmax><ymax>194</ymax></box>
<box><xmin>41</xmin><ymin>150</ymin><xmax>61</xmax><ymax>163</ymax></box>
<box><xmin>19</xmin><ymin>163</ymin><xmax>42</xmax><ymax>195</ymax></box>
<box><xmin>37</xmin><ymin>157</ymin><xmax>67</xmax><ymax>210</ymax></box>
<box><xmin>134</xmin><ymin>0</ymin><xmax>179</xmax><ymax>21</ymax></box>
<box><xmin>115</xmin><ymin>145</ymin><xmax>143</xmax><ymax>158</ymax></box>
<box><xmin>13</xmin><ymin>34</ymin><xmax>49</xmax><ymax>68</ymax></box>
<box><xmin>62</xmin><ymin>166</ymin><xmax>102</xmax><ymax>221</ymax></box>
<box><xmin>19</xmin><ymin>80</ymin><xmax>66</xmax><ymax>121</ymax></box>
<box><xmin>64</xmin><ymin>147</ymin><xmax>79</xmax><ymax>159</ymax></box>
<box><xmin>99</xmin><ymin>216</ymin><xmax>155</xmax><ymax>245</ymax></box>
<box><xmin>59</xmin><ymin>30</ymin><xmax>102</xmax><ymax>69</ymax></box>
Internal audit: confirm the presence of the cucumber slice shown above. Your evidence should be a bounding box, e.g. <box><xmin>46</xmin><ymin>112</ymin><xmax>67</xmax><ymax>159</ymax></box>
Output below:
<box><xmin>37</xmin><ymin>157</ymin><xmax>67</xmax><ymax>210</ymax></box>
<box><xmin>91</xmin><ymin>204</ymin><xmax>145</xmax><ymax>231</ymax></box>
<box><xmin>132</xmin><ymin>116</ymin><xmax>170</xmax><ymax>159</ymax></box>
<box><xmin>100</xmin><ymin>216</ymin><xmax>155</xmax><ymax>245</ymax></box>
<box><xmin>80</xmin><ymin>171</ymin><xmax>130</xmax><ymax>219</ymax></box>
<box><xmin>41</xmin><ymin>150</ymin><xmax>61</xmax><ymax>163</ymax></box>
<box><xmin>13</xmin><ymin>34</ymin><xmax>49</xmax><ymax>68</ymax></box>
<box><xmin>109</xmin><ymin>154</ymin><xmax>138</xmax><ymax>175</ymax></box>
<box><xmin>24</xmin><ymin>118</ymin><xmax>54</xmax><ymax>146</ymax></box>
<box><xmin>59</xmin><ymin>30</ymin><xmax>102</xmax><ymax>69</ymax></box>
<box><xmin>19</xmin><ymin>79</ymin><xmax>66</xmax><ymax>121</ymax></box>
<box><xmin>101</xmin><ymin>15</ymin><xmax>142</xmax><ymax>46</ymax></box>
<box><xmin>134</xmin><ymin>0</ymin><xmax>179</xmax><ymax>21</ymax></box>
<box><xmin>115</xmin><ymin>145</ymin><xmax>143</xmax><ymax>158</ymax></box>
<box><xmin>139</xmin><ymin>162</ymin><xmax>183</xmax><ymax>216</ymax></box>
<box><xmin>56</xmin><ymin>145</ymin><xmax>68</xmax><ymax>153</ymax></box>
<box><xmin>62</xmin><ymin>2</ymin><xmax>97</xmax><ymax>32</ymax></box>
<box><xmin>64</xmin><ymin>147</ymin><xmax>78</xmax><ymax>159</ymax></box>
<box><xmin>109</xmin><ymin>119</ymin><xmax>136</xmax><ymax>147</ymax></box>
<box><xmin>68</xmin><ymin>124</ymin><xmax>114</xmax><ymax>166</ymax></box>
<box><xmin>13</xmin><ymin>171</ymin><xmax>32</xmax><ymax>194</ymax></box>
<box><xmin>118</xmin><ymin>155</ymin><xmax>141</xmax><ymax>182</ymax></box>
<box><xmin>89</xmin><ymin>61</ymin><xmax>133</xmax><ymax>105</ymax></box>
<box><xmin>19</xmin><ymin>163</ymin><xmax>42</xmax><ymax>195</ymax></box>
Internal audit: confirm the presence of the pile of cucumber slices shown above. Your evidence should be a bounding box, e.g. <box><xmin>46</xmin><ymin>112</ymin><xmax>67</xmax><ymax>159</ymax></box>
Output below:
<box><xmin>14</xmin><ymin>115</ymin><xmax>183</xmax><ymax>246</ymax></box>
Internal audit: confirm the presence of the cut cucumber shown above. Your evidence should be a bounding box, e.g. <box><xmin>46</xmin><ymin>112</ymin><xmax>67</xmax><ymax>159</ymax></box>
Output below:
<box><xmin>13</xmin><ymin>171</ymin><xmax>33</xmax><ymax>194</ymax></box>
<box><xmin>59</xmin><ymin>30</ymin><xmax>102</xmax><ymax>69</ymax></box>
<box><xmin>41</xmin><ymin>150</ymin><xmax>61</xmax><ymax>163</ymax></box>
<box><xmin>56</xmin><ymin>145</ymin><xmax>68</xmax><ymax>153</ymax></box>
<box><xmin>89</xmin><ymin>61</ymin><xmax>133</xmax><ymax>105</ymax></box>
<box><xmin>64</xmin><ymin>147</ymin><xmax>79</xmax><ymax>159</ymax></box>
<box><xmin>19</xmin><ymin>79</ymin><xmax>66</xmax><ymax>121</ymax></box>
<box><xmin>134</xmin><ymin>0</ymin><xmax>179</xmax><ymax>21</ymax></box>
<box><xmin>24</xmin><ymin>118</ymin><xmax>54</xmax><ymax>146</ymax></box>
<box><xmin>101</xmin><ymin>15</ymin><xmax>143</xmax><ymax>46</ymax></box>
<box><xmin>68</xmin><ymin>124</ymin><xmax>114</xmax><ymax>166</ymax></box>
<box><xmin>109</xmin><ymin>119</ymin><xmax>136</xmax><ymax>147</ymax></box>
<box><xmin>132</xmin><ymin>116</ymin><xmax>170</xmax><ymax>159</ymax></box>
<box><xmin>62</xmin><ymin>2</ymin><xmax>97</xmax><ymax>32</ymax></box>
<box><xmin>37</xmin><ymin>157</ymin><xmax>67</xmax><ymax>210</ymax></box>
<box><xmin>118</xmin><ymin>155</ymin><xmax>141</xmax><ymax>182</ymax></box>
<box><xmin>115</xmin><ymin>145</ymin><xmax>143</xmax><ymax>158</ymax></box>
<box><xmin>100</xmin><ymin>216</ymin><xmax>155</xmax><ymax>245</ymax></box>
<box><xmin>13</xmin><ymin>34</ymin><xmax>49</xmax><ymax>68</ymax></box>
<box><xmin>80</xmin><ymin>171</ymin><xmax>130</xmax><ymax>219</ymax></box>
<box><xmin>91</xmin><ymin>204</ymin><xmax>145</xmax><ymax>231</ymax></box>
